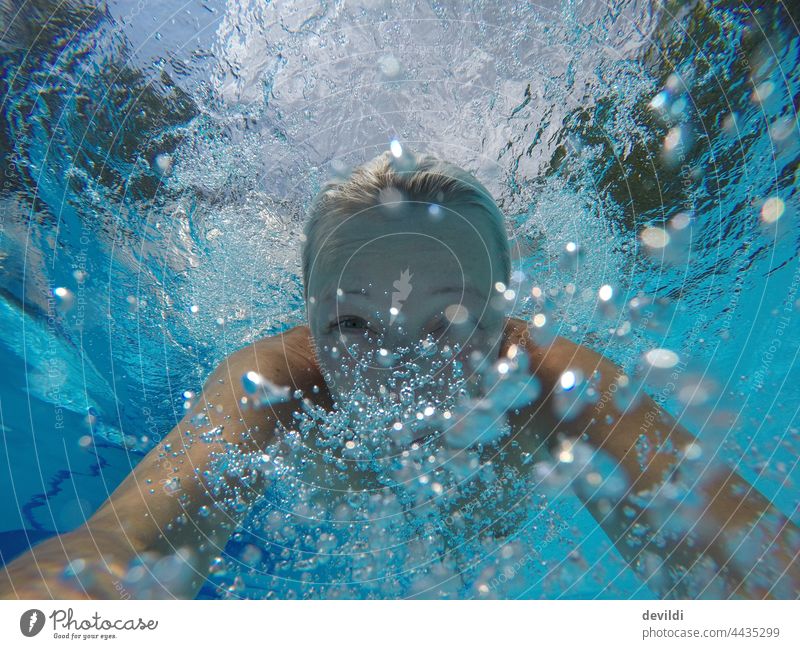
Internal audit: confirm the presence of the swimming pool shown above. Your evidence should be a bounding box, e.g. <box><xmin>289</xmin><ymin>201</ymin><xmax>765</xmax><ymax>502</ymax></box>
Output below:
<box><xmin>0</xmin><ymin>0</ymin><xmax>798</xmax><ymax>598</ymax></box>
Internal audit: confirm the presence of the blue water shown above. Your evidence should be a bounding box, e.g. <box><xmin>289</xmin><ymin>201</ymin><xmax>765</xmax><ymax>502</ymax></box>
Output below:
<box><xmin>1</xmin><ymin>0</ymin><xmax>799</xmax><ymax>598</ymax></box>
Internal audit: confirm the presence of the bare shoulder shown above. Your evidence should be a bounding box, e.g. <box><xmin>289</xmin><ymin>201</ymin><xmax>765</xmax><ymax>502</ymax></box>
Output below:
<box><xmin>211</xmin><ymin>326</ymin><xmax>313</xmax><ymax>377</ymax></box>
<box><xmin>226</xmin><ymin>325</ymin><xmax>324</xmax><ymax>395</ymax></box>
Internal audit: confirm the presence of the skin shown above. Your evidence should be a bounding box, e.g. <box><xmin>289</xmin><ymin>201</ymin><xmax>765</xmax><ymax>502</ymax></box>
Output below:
<box><xmin>1</xmin><ymin>203</ymin><xmax>798</xmax><ymax>599</ymax></box>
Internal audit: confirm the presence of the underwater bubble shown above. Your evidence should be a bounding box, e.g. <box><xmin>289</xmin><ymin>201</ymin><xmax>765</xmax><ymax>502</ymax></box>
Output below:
<box><xmin>378</xmin><ymin>186</ymin><xmax>404</xmax><ymax>208</ymax></box>
<box><xmin>388</xmin><ymin>141</ymin><xmax>417</xmax><ymax>172</ymax></box>
<box><xmin>614</xmin><ymin>320</ymin><xmax>631</xmax><ymax>337</ymax></box>
<box><xmin>163</xmin><ymin>477</ymin><xmax>181</xmax><ymax>495</ymax></box>
<box><xmin>682</xmin><ymin>442</ymin><xmax>703</xmax><ymax>461</ymax></box>
<box><xmin>53</xmin><ymin>286</ymin><xmax>74</xmax><ymax>311</ymax></box>
<box><xmin>722</xmin><ymin>112</ymin><xmax>738</xmax><ymax>132</ymax></box>
<box><xmin>427</xmin><ymin>203</ymin><xmax>443</xmax><ymax>220</ymax></box>
<box><xmin>664</xmin><ymin>73</ymin><xmax>684</xmax><ymax>94</ymax></box>
<box><xmin>677</xmin><ymin>375</ymin><xmax>718</xmax><ymax>407</ymax></box>
<box><xmin>378</xmin><ymin>54</ymin><xmax>402</xmax><ymax>78</ymax></box>
<box><xmin>644</xmin><ymin>348</ymin><xmax>679</xmax><ymax>369</ymax></box>
<box><xmin>444</xmin><ymin>304</ymin><xmax>469</xmax><ymax>325</ymax></box>
<box><xmin>559</xmin><ymin>370</ymin><xmax>579</xmax><ymax>391</ymax></box>
<box><xmin>531</xmin><ymin>460</ymin><xmax>571</xmax><ymax>490</ymax></box>
<box><xmin>62</xmin><ymin>558</ymin><xmax>87</xmax><ymax>581</ymax></box>
<box><xmin>389</xmin><ymin>139</ymin><xmax>403</xmax><ymax>157</ymax></box>
<box><xmin>596</xmin><ymin>284</ymin><xmax>623</xmax><ymax>319</ymax></box>
<box><xmin>670</xmin><ymin>212</ymin><xmax>692</xmax><ymax>231</ymax></box>
<box><xmin>760</xmin><ymin>197</ymin><xmax>785</xmax><ymax>223</ymax></box>
<box><xmin>552</xmin><ymin>370</ymin><xmax>598</xmax><ymax>420</ymax></box>
<box><xmin>664</xmin><ymin>127</ymin><xmax>681</xmax><ymax>151</ymax></box>
<box><xmin>670</xmin><ymin>96</ymin><xmax>687</xmax><ymax>118</ymax></box>
<box><xmin>444</xmin><ymin>398</ymin><xmax>507</xmax><ymax>449</ymax></box>
<box><xmin>559</xmin><ymin>241</ymin><xmax>583</xmax><ymax>270</ymax></box>
<box><xmin>651</xmin><ymin>212</ymin><xmax>694</xmax><ymax>265</ymax></box>
<box><xmin>661</xmin><ymin>125</ymin><xmax>693</xmax><ymax>166</ymax></box>
<box><xmin>329</xmin><ymin>158</ymin><xmax>352</xmax><ymax>181</ymax></box>
<box><xmin>649</xmin><ymin>90</ymin><xmax>669</xmax><ymax>111</ymax></box>
<box><xmin>196</xmin><ymin>325</ymin><xmax>599</xmax><ymax>597</ymax></box>
<box><xmin>242</xmin><ymin>371</ymin><xmax>290</xmax><ymax>405</ymax></box>
<box><xmin>241</xmin><ymin>544</ymin><xmax>263</xmax><ymax>566</ymax></box>
<box><xmin>153</xmin><ymin>549</ymin><xmax>194</xmax><ymax>588</ymax></box>
<box><xmin>483</xmin><ymin>357</ymin><xmax>541</xmax><ymax>411</ymax></box>
<box><xmin>751</xmin><ymin>81</ymin><xmax>774</xmax><ymax>103</ymax></box>
<box><xmin>199</xmin><ymin>426</ymin><xmax>224</xmax><ymax>443</ymax></box>
<box><xmin>502</xmin><ymin>378</ymin><xmax>540</xmax><ymax>410</ymax></box>
<box><xmin>626</xmin><ymin>294</ymin><xmax>674</xmax><ymax>334</ymax></box>
<box><xmin>417</xmin><ymin>337</ymin><xmax>438</xmax><ymax>357</ymax></box>
<box><xmin>640</xmin><ymin>226</ymin><xmax>670</xmax><ymax>249</ymax></box>
<box><xmin>770</xmin><ymin>115</ymin><xmax>796</xmax><ymax>142</ymax></box>
<box><xmin>154</xmin><ymin>153</ymin><xmax>173</xmax><ymax>175</ymax></box>
<box><xmin>528</xmin><ymin>312</ymin><xmax>558</xmax><ymax>346</ymax></box>
<box><xmin>377</xmin><ymin>348</ymin><xmax>396</xmax><ymax>367</ymax></box>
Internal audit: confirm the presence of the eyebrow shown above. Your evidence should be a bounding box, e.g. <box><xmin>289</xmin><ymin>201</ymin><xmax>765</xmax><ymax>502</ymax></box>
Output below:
<box><xmin>316</xmin><ymin>286</ymin><xmax>370</xmax><ymax>299</ymax></box>
<box><xmin>429</xmin><ymin>286</ymin><xmax>485</xmax><ymax>299</ymax></box>
<box><xmin>318</xmin><ymin>285</ymin><xmax>486</xmax><ymax>300</ymax></box>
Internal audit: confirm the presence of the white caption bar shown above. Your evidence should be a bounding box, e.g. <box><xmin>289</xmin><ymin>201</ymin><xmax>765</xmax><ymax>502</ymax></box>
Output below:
<box><xmin>0</xmin><ymin>600</ymin><xmax>797</xmax><ymax>648</ymax></box>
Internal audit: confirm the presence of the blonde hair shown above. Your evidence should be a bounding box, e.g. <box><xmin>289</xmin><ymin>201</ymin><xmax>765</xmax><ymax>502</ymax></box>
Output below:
<box><xmin>301</xmin><ymin>151</ymin><xmax>511</xmax><ymax>293</ymax></box>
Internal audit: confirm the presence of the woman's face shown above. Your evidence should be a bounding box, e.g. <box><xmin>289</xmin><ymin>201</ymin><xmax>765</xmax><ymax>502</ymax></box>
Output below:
<box><xmin>305</xmin><ymin>202</ymin><xmax>507</xmax><ymax>405</ymax></box>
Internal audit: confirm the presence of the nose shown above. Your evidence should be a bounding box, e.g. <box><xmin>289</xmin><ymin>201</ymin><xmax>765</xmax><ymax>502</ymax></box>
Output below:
<box><xmin>374</xmin><ymin>343</ymin><xmax>415</xmax><ymax>373</ymax></box>
<box><xmin>374</xmin><ymin>325</ymin><xmax>417</xmax><ymax>358</ymax></box>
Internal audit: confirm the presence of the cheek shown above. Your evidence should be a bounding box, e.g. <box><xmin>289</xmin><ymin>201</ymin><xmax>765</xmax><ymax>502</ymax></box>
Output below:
<box><xmin>448</xmin><ymin>322</ymin><xmax>504</xmax><ymax>376</ymax></box>
<box><xmin>313</xmin><ymin>331</ymin><xmax>375</xmax><ymax>386</ymax></box>
<box><xmin>440</xmin><ymin>318</ymin><xmax>502</xmax><ymax>353</ymax></box>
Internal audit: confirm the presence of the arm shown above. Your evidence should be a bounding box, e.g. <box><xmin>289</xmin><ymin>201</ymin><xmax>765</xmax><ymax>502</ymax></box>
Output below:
<box><xmin>0</xmin><ymin>325</ymin><xmax>327</xmax><ymax>599</ymax></box>
<box><xmin>503</xmin><ymin>317</ymin><xmax>800</xmax><ymax>599</ymax></box>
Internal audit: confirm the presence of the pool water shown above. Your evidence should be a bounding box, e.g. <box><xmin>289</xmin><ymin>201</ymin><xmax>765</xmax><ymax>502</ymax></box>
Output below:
<box><xmin>0</xmin><ymin>0</ymin><xmax>798</xmax><ymax>598</ymax></box>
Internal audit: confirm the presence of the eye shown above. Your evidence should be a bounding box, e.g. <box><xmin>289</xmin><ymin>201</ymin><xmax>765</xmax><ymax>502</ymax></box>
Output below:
<box><xmin>427</xmin><ymin>317</ymin><xmax>449</xmax><ymax>339</ymax></box>
<box><xmin>426</xmin><ymin>312</ymin><xmax>484</xmax><ymax>340</ymax></box>
<box><xmin>332</xmin><ymin>315</ymin><xmax>371</xmax><ymax>333</ymax></box>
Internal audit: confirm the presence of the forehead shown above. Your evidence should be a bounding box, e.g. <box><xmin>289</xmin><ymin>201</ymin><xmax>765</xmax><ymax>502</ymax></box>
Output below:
<box><xmin>305</xmin><ymin>202</ymin><xmax>504</xmax><ymax>297</ymax></box>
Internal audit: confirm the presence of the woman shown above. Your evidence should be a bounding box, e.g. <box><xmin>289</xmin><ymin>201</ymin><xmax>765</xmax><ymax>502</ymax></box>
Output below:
<box><xmin>1</xmin><ymin>151</ymin><xmax>797</xmax><ymax>599</ymax></box>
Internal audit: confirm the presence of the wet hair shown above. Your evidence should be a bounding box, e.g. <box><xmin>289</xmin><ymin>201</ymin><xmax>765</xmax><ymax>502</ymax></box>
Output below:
<box><xmin>301</xmin><ymin>151</ymin><xmax>511</xmax><ymax>295</ymax></box>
